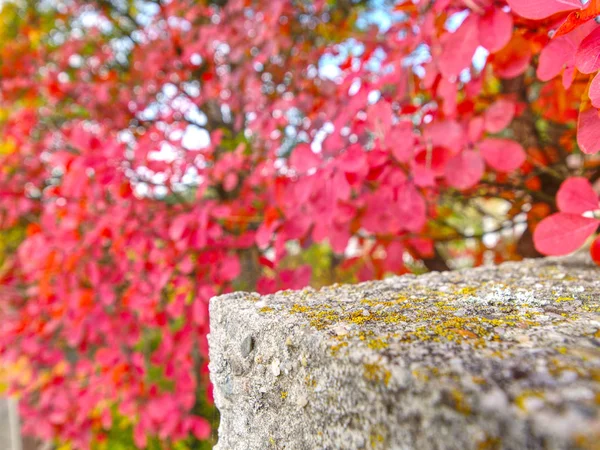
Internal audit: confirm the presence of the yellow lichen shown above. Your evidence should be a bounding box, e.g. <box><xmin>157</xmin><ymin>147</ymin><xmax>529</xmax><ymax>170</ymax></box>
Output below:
<box><xmin>514</xmin><ymin>391</ymin><xmax>545</xmax><ymax>411</ymax></box>
<box><xmin>457</xmin><ymin>287</ymin><xmax>478</xmax><ymax>296</ymax></box>
<box><xmin>367</xmin><ymin>338</ymin><xmax>388</xmax><ymax>351</ymax></box>
<box><xmin>555</xmin><ymin>296</ymin><xmax>575</xmax><ymax>302</ymax></box>
<box><xmin>330</xmin><ymin>341</ymin><xmax>348</xmax><ymax>355</ymax></box>
<box><xmin>364</xmin><ymin>363</ymin><xmax>391</xmax><ymax>386</ymax></box>
<box><xmin>305</xmin><ymin>375</ymin><xmax>317</xmax><ymax>388</ymax></box>
<box><xmin>477</xmin><ymin>436</ymin><xmax>502</xmax><ymax>450</ymax></box>
<box><xmin>411</xmin><ymin>369</ymin><xmax>429</xmax><ymax>382</ymax></box>
<box><xmin>360</xmin><ymin>295</ymin><xmax>409</xmax><ymax>307</ymax></box>
<box><xmin>448</xmin><ymin>389</ymin><xmax>471</xmax><ymax>415</ymax></box>
<box><xmin>290</xmin><ymin>304</ymin><xmax>311</xmax><ymax>314</ymax></box>
<box><xmin>369</xmin><ymin>431</ymin><xmax>385</xmax><ymax>448</ymax></box>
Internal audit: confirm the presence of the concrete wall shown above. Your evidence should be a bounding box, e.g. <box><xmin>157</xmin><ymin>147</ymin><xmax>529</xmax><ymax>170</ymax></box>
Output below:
<box><xmin>209</xmin><ymin>255</ymin><xmax>600</xmax><ymax>450</ymax></box>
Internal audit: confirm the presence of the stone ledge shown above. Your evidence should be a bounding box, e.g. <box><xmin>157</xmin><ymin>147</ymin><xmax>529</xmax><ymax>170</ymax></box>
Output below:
<box><xmin>209</xmin><ymin>255</ymin><xmax>600</xmax><ymax>450</ymax></box>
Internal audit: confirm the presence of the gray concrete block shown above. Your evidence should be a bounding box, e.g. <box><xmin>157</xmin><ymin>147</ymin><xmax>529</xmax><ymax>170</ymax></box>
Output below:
<box><xmin>209</xmin><ymin>255</ymin><xmax>600</xmax><ymax>449</ymax></box>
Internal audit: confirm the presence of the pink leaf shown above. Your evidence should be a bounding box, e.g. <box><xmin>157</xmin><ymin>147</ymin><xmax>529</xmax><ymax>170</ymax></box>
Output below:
<box><xmin>484</xmin><ymin>99</ymin><xmax>516</xmax><ymax>133</ymax></box>
<box><xmin>438</xmin><ymin>77</ymin><xmax>457</xmax><ymax>117</ymax></box>
<box><xmin>479</xmin><ymin>9</ymin><xmax>513</xmax><ymax>53</ymax></box>
<box><xmin>537</xmin><ymin>21</ymin><xmax>598</xmax><ymax>86</ymax></box>
<box><xmin>368</xmin><ymin>102</ymin><xmax>393</xmax><ymax>136</ymax></box>
<box><xmin>537</xmin><ymin>35</ymin><xmax>577</xmax><ymax>82</ymax></box>
<box><xmin>423</xmin><ymin>120</ymin><xmax>465</xmax><ymax>154</ymax></box>
<box><xmin>223</xmin><ymin>173</ymin><xmax>238</xmax><ymax>191</ymax></box>
<box><xmin>590</xmin><ymin>72</ymin><xmax>600</xmax><ymax>109</ymax></box>
<box><xmin>387</xmin><ymin>122</ymin><xmax>415</xmax><ymax>162</ymax></box>
<box><xmin>290</xmin><ymin>144</ymin><xmax>320</xmax><ymax>173</ymax></box>
<box><xmin>533</xmin><ymin>213</ymin><xmax>599</xmax><ymax>255</ymax></box>
<box><xmin>332</xmin><ymin>170</ymin><xmax>351</xmax><ymax>200</ymax></box>
<box><xmin>279</xmin><ymin>265</ymin><xmax>312</xmax><ymax>290</ymax></box>
<box><xmin>328</xmin><ymin>225</ymin><xmax>351</xmax><ymax>254</ymax></box>
<box><xmin>382</xmin><ymin>241</ymin><xmax>405</xmax><ymax>273</ymax></box>
<box><xmin>468</xmin><ymin>117</ymin><xmax>485</xmax><ymax>142</ymax></box>
<box><xmin>255</xmin><ymin>220</ymin><xmax>279</xmax><ymax>249</ymax></box>
<box><xmin>562</xmin><ymin>66</ymin><xmax>576</xmax><ymax>89</ymax></box>
<box><xmin>577</xmin><ymin>106</ymin><xmax>600</xmax><ymax>154</ymax></box>
<box><xmin>397</xmin><ymin>182</ymin><xmax>426</xmax><ymax>232</ymax></box>
<box><xmin>169</xmin><ymin>214</ymin><xmax>189</xmax><ymax>242</ymax></box>
<box><xmin>133</xmin><ymin>423</ymin><xmax>148</xmax><ymax>449</ymax></box>
<box><xmin>506</xmin><ymin>0</ymin><xmax>581</xmax><ymax>20</ymax></box>
<box><xmin>479</xmin><ymin>138</ymin><xmax>526</xmax><ymax>172</ymax></box>
<box><xmin>556</xmin><ymin>177</ymin><xmax>599</xmax><ymax>214</ymax></box>
<box><xmin>575</xmin><ymin>26</ymin><xmax>600</xmax><ymax>74</ymax></box>
<box><xmin>337</xmin><ymin>145</ymin><xmax>367</xmax><ymax>173</ymax></box>
<box><xmin>438</xmin><ymin>14</ymin><xmax>480</xmax><ymax>78</ymax></box>
<box><xmin>192</xmin><ymin>297</ymin><xmax>208</xmax><ymax>326</ymax></box>
<box><xmin>444</xmin><ymin>150</ymin><xmax>484</xmax><ymax>190</ymax></box>
<box><xmin>433</xmin><ymin>0</ymin><xmax>452</xmax><ymax>12</ymax></box>
<box><xmin>219</xmin><ymin>255</ymin><xmax>241</xmax><ymax>282</ymax></box>
<box><xmin>189</xmin><ymin>417</ymin><xmax>210</xmax><ymax>440</ymax></box>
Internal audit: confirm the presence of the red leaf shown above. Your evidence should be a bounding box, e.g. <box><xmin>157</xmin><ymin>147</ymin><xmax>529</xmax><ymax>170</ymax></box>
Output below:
<box><xmin>577</xmin><ymin>105</ymin><xmax>600</xmax><ymax>154</ymax></box>
<box><xmin>575</xmin><ymin>26</ymin><xmax>600</xmax><ymax>74</ymax></box>
<box><xmin>413</xmin><ymin>146</ymin><xmax>452</xmax><ymax>176</ymax></box>
<box><xmin>480</xmin><ymin>138</ymin><xmax>526</xmax><ymax>172</ymax></box>
<box><xmin>533</xmin><ymin>213</ymin><xmax>599</xmax><ymax>255</ymax></box>
<box><xmin>506</xmin><ymin>0</ymin><xmax>581</xmax><ymax>20</ymax></box>
<box><xmin>556</xmin><ymin>177</ymin><xmax>599</xmax><ymax>214</ymax></box>
<box><xmin>484</xmin><ymin>99</ymin><xmax>516</xmax><ymax>133</ymax></box>
<box><xmin>444</xmin><ymin>150</ymin><xmax>484</xmax><ymax>190</ymax></box>
<box><xmin>591</xmin><ymin>235</ymin><xmax>600</xmax><ymax>264</ymax></box>
<box><xmin>290</xmin><ymin>144</ymin><xmax>320</xmax><ymax>173</ymax></box>
<box><xmin>479</xmin><ymin>9</ymin><xmax>513</xmax><ymax>53</ymax></box>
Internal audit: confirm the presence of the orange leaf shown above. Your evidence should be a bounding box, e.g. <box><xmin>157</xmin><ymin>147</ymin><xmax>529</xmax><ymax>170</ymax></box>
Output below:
<box><xmin>393</xmin><ymin>2</ymin><xmax>418</xmax><ymax>13</ymax></box>
<box><xmin>554</xmin><ymin>0</ymin><xmax>600</xmax><ymax>38</ymax></box>
<box><xmin>26</xmin><ymin>223</ymin><xmax>42</xmax><ymax>236</ymax></box>
<box><xmin>79</xmin><ymin>289</ymin><xmax>94</xmax><ymax>308</ymax></box>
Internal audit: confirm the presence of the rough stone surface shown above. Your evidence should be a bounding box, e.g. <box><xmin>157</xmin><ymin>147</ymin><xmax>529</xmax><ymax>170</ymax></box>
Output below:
<box><xmin>209</xmin><ymin>255</ymin><xmax>600</xmax><ymax>450</ymax></box>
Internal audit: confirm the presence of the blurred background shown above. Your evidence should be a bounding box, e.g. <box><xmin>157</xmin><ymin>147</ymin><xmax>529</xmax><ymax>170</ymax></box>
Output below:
<box><xmin>0</xmin><ymin>0</ymin><xmax>598</xmax><ymax>448</ymax></box>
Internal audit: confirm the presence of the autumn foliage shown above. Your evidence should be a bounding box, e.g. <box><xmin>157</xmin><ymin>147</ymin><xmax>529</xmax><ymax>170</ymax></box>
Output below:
<box><xmin>0</xmin><ymin>0</ymin><xmax>599</xmax><ymax>448</ymax></box>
